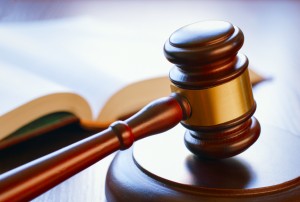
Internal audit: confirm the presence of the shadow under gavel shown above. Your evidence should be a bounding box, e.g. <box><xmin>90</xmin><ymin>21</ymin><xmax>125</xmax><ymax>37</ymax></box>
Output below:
<box><xmin>0</xmin><ymin>20</ymin><xmax>260</xmax><ymax>201</ymax></box>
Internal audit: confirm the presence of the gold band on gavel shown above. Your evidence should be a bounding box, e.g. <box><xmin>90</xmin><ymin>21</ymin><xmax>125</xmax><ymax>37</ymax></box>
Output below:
<box><xmin>171</xmin><ymin>69</ymin><xmax>255</xmax><ymax>126</ymax></box>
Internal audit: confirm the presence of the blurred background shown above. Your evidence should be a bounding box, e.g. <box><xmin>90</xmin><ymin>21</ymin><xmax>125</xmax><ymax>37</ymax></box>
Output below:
<box><xmin>1</xmin><ymin>0</ymin><xmax>299</xmax><ymax>82</ymax></box>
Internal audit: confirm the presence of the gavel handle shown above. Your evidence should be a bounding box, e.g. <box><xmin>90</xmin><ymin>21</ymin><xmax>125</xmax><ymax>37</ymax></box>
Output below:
<box><xmin>0</xmin><ymin>95</ymin><xmax>190</xmax><ymax>202</ymax></box>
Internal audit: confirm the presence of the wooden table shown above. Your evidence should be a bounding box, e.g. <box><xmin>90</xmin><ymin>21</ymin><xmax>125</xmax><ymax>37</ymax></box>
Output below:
<box><xmin>1</xmin><ymin>1</ymin><xmax>300</xmax><ymax>201</ymax></box>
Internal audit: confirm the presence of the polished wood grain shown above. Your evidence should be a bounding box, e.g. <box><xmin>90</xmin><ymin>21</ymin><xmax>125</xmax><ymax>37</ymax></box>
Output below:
<box><xmin>0</xmin><ymin>96</ymin><xmax>188</xmax><ymax>201</ymax></box>
<box><xmin>165</xmin><ymin>20</ymin><xmax>260</xmax><ymax>159</ymax></box>
<box><xmin>107</xmin><ymin>123</ymin><xmax>300</xmax><ymax>201</ymax></box>
<box><xmin>0</xmin><ymin>1</ymin><xmax>300</xmax><ymax>201</ymax></box>
<box><xmin>105</xmin><ymin>17</ymin><xmax>299</xmax><ymax>201</ymax></box>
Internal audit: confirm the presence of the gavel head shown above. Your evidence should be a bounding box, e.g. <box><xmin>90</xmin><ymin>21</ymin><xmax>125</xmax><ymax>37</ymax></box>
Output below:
<box><xmin>164</xmin><ymin>20</ymin><xmax>260</xmax><ymax>159</ymax></box>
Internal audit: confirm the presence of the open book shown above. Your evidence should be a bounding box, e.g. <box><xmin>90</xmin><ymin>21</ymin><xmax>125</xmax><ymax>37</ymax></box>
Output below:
<box><xmin>0</xmin><ymin>17</ymin><xmax>263</xmax><ymax>148</ymax></box>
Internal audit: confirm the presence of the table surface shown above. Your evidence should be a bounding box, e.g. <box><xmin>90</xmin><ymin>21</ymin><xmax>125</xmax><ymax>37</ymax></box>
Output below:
<box><xmin>1</xmin><ymin>1</ymin><xmax>300</xmax><ymax>201</ymax></box>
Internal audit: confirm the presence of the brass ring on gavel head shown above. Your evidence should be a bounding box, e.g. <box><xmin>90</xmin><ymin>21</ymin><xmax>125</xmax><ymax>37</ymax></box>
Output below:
<box><xmin>171</xmin><ymin>67</ymin><xmax>255</xmax><ymax>127</ymax></box>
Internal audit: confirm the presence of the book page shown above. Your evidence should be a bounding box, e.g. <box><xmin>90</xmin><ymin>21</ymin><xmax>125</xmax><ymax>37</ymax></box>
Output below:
<box><xmin>0</xmin><ymin>62</ymin><xmax>92</xmax><ymax>139</ymax></box>
<box><xmin>0</xmin><ymin>17</ymin><xmax>170</xmax><ymax>119</ymax></box>
<box><xmin>0</xmin><ymin>62</ymin><xmax>67</xmax><ymax>115</ymax></box>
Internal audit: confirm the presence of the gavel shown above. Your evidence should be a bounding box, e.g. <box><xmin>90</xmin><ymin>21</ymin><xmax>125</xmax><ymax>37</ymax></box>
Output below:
<box><xmin>0</xmin><ymin>20</ymin><xmax>260</xmax><ymax>201</ymax></box>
